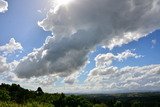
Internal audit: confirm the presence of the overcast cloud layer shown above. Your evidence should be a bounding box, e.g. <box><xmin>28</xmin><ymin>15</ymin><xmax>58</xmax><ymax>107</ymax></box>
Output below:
<box><xmin>14</xmin><ymin>0</ymin><xmax>160</xmax><ymax>79</ymax></box>
<box><xmin>0</xmin><ymin>0</ymin><xmax>8</xmax><ymax>13</ymax></box>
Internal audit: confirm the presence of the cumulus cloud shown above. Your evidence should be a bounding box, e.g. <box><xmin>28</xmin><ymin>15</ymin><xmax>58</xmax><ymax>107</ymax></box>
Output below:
<box><xmin>0</xmin><ymin>38</ymin><xmax>23</xmax><ymax>56</ymax></box>
<box><xmin>64</xmin><ymin>71</ymin><xmax>80</xmax><ymax>85</ymax></box>
<box><xmin>95</xmin><ymin>49</ymin><xmax>142</xmax><ymax>67</ymax></box>
<box><xmin>15</xmin><ymin>0</ymin><xmax>160</xmax><ymax>78</ymax></box>
<box><xmin>26</xmin><ymin>75</ymin><xmax>58</xmax><ymax>86</ymax></box>
<box><xmin>14</xmin><ymin>33</ymin><xmax>95</xmax><ymax>78</ymax></box>
<box><xmin>0</xmin><ymin>56</ymin><xmax>9</xmax><ymax>73</ymax></box>
<box><xmin>0</xmin><ymin>38</ymin><xmax>21</xmax><ymax>73</ymax></box>
<box><xmin>0</xmin><ymin>56</ymin><xmax>19</xmax><ymax>73</ymax></box>
<box><xmin>0</xmin><ymin>0</ymin><xmax>8</xmax><ymax>13</ymax></box>
<box><xmin>89</xmin><ymin>50</ymin><xmax>143</xmax><ymax>76</ymax></box>
<box><xmin>85</xmin><ymin>50</ymin><xmax>160</xmax><ymax>92</ymax></box>
<box><xmin>87</xmin><ymin>65</ymin><xmax>160</xmax><ymax>92</ymax></box>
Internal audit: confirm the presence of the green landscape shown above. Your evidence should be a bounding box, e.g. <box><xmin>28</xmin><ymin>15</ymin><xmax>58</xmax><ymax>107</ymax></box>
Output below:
<box><xmin>0</xmin><ymin>83</ymin><xmax>159</xmax><ymax>107</ymax></box>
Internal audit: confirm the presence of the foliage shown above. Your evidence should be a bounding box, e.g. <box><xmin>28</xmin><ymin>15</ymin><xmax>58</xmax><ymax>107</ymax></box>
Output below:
<box><xmin>36</xmin><ymin>87</ymin><xmax>44</xmax><ymax>95</ymax></box>
<box><xmin>94</xmin><ymin>103</ymin><xmax>108</xmax><ymax>107</ymax></box>
<box><xmin>0</xmin><ymin>83</ymin><xmax>160</xmax><ymax>107</ymax></box>
<box><xmin>0</xmin><ymin>90</ymin><xmax>10</xmax><ymax>101</ymax></box>
<box><xmin>131</xmin><ymin>101</ymin><xmax>141</xmax><ymax>107</ymax></box>
<box><xmin>114</xmin><ymin>101</ymin><xmax>123</xmax><ymax>107</ymax></box>
<box><xmin>0</xmin><ymin>101</ymin><xmax>53</xmax><ymax>107</ymax></box>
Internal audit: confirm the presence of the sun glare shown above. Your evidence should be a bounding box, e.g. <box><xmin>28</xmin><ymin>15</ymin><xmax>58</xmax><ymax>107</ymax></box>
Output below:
<box><xmin>50</xmin><ymin>0</ymin><xmax>74</xmax><ymax>13</ymax></box>
<box><xmin>55</xmin><ymin>0</ymin><xmax>74</xmax><ymax>6</ymax></box>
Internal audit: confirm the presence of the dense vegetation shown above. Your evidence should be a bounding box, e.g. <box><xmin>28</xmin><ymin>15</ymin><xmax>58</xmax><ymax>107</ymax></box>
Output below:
<box><xmin>0</xmin><ymin>83</ymin><xmax>159</xmax><ymax>107</ymax></box>
<box><xmin>81</xmin><ymin>92</ymin><xmax>160</xmax><ymax>107</ymax></box>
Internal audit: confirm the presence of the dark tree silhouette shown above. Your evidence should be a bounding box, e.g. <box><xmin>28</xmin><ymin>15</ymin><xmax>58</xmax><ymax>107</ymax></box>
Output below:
<box><xmin>36</xmin><ymin>87</ymin><xmax>44</xmax><ymax>95</ymax></box>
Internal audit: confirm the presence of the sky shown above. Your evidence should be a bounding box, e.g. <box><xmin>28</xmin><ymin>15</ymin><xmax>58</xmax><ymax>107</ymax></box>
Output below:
<box><xmin>0</xmin><ymin>0</ymin><xmax>160</xmax><ymax>93</ymax></box>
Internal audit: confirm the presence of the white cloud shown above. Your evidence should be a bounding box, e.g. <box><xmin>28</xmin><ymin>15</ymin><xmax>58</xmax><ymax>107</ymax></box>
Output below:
<box><xmin>0</xmin><ymin>56</ymin><xmax>19</xmax><ymax>73</ymax></box>
<box><xmin>95</xmin><ymin>50</ymin><xmax>142</xmax><ymax>67</ymax></box>
<box><xmin>1</xmin><ymin>48</ymin><xmax>159</xmax><ymax>93</ymax></box>
<box><xmin>26</xmin><ymin>75</ymin><xmax>58</xmax><ymax>86</ymax></box>
<box><xmin>0</xmin><ymin>38</ymin><xmax>22</xmax><ymax>73</ymax></box>
<box><xmin>39</xmin><ymin>0</ymin><xmax>160</xmax><ymax>47</ymax></box>
<box><xmin>152</xmin><ymin>39</ymin><xmax>157</xmax><ymax>45</ymax></box>
<box><xmin>87</xmin><ymin>65</ymin><xmax>160</xmax><ymax>92</ymax></box>
<box><xmin>0</xmin><ymin>0</ymin><xmax>8</xmax><ymax>13</ymax></box>
<box><xmin>89</xmin><ymin>50</ymin><xmax>142</xmax><ymax>77</ymax></box>
<box><xmin>37</xmin><ymin>10</ymin><xmax>42</xmax><ymax>13</ymax></box>
<box><xmin>64</xmin><ymin>71</ymin><xmax>80</xmax><ymax>85</ymax></box>
<box><xmin>64</xmin><ymin>77</ymin><xmax>75</xmax><ymax>85</ymax></box>
<box><xmin>151</xmin><ymin>39</ymin><xmax>157</xmax><ymax>48</ymax></box>
<box><xmin>0</xmin><ymin>38</ymin><xmax>23</xmax><ymax>56</ymax></box>
<box><xmin>86</xmin><ymin>50</ymin><xmax>160</xmax><ymax>92</ymax></box>
<box><xmin>0</xmin><ymin>56</ymin><xmax>9</xmax><ymax>73</ymax></box>
<box><xmin>14</xmin><ymin>0</ymin><xmax>160</xmax><ymax>79</ymax></box>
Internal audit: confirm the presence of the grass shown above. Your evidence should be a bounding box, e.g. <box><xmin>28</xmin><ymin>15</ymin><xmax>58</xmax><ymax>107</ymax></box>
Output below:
<box><xmin>0</xmin><ymin>102</ymin><xmax>53</xmax><ymax>107</ymax></box>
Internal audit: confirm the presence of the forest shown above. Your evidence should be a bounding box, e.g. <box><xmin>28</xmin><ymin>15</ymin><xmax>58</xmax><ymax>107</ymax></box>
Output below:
<box><xmin>0</xmin><ymin>83</ymin><xmax>160</xmax><ymax>107</ymax></box>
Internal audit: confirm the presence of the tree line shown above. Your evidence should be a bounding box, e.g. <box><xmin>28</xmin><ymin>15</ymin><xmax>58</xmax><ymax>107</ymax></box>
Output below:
<box><xmin>0</xmin><ymin>83</ymin><xmax>160</xmax><ymax>107</ymax></box>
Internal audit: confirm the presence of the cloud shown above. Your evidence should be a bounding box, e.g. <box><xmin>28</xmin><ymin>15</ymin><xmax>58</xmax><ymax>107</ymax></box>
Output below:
<box><xmin>95</xmin><ymin>50</ymin><xmax>142</xmax><ymax>67</ymax></box>
<box><xmin>37</xmin><ymin>10</ymin><xmax>42</xmax><ymax>13</ymax></box>
<box><xmin>87</xmin><ymin>51</ymin><xmax>160</xmax><ymax>92</ymax></box>
<box><xmin>64</xmin><ymin>77</ymin><xmax>75</xmax><ymax>85</ymax></box>
<box><xmin>14</xmin><ymin>32</ymin><xmax>95</xmax><ymax>78</ymax></box>
<box><xmin>87</xmin><ymin>65</ymin><xmax>160</xmax><ymax>92</ymax></box>
<box><xmin>0</xmin><ymin>56</ymin><xmax>18</xmax><ymax>73</ymax></box>
<box><xmin>151</xmin><ymin>39</ymin><xmax>157</xmax><ymax>48</ymax></box>
<box><xmin>0</xmin><ymin>38</ymin><xmax>23</xmax><ymax>56</ymax></box>
<box><xmin>26</xmin><ymin>75</ymin><xmax>58</xmax><ymax>86</ymax></box>
<box><xmin>89</xmin><ymin>50</ymin><xmax>143</xmax><ymax>76</ymax></box>
<box><xmin>0</xmin><ymin>0</ymin><xmax>8</xmax><ymax>13</ymax></box>
<box><xmin>152</xmin><ymin>39</ymin><xmax>157</xmax><ymax>45</ymax></box>
<box><xmin>15</xmin><ymin>0</ymin><xmax>160</xmax><ymax>78</ymax></box>
<box><xmin>2</xmin><ymin>50</ymin><xmax>159</xmax><ymax>93</ymax></box>
<box><xmin>0</xmin><ymin>56</ymin><xmax>9</xmax><ymax>73</ymax></box>
<box><xmin>0</xmin><ymin>38</ymin><xmax>21</xmax><ymax>73</ymax></box>
<box><xmin>64</xmin><ymin>72</ymin><xmax>80</xmax><ymax>85</ymax></box>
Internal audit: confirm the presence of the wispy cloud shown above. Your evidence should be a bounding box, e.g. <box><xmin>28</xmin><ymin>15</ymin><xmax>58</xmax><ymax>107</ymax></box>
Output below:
<box><xmin>151</xmin><ymin>39</ymin><xmax>157</xmax><ymax>48</ymax></box>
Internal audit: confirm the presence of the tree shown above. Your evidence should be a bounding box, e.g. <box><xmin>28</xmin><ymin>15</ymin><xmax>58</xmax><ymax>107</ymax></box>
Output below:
<box><xmin>36</xmin><ymin>87</ymin><xmax>44</xmax><ymax>95</ymax></box>
<box><xmin>114</xmin><ymin>101</ymin><xmax>123</xmax><ymax>107</ymax></box>
<box><xmin>0</xmin><ymin>89</ymin><xmax>11</xmax><ymax>101</ymax></box>
<box><xmin>131</xmin><ymin>101</ymin><xmax>141</xmax><ymax>107</ymax></box>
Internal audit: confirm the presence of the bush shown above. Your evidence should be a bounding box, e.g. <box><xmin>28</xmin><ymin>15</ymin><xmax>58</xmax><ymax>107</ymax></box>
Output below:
<box><xmin>114</xmin><ymin>101</ymin><xmax>123</xmax><ymax>107</ymax></box>
<box><xmin>94</xmin><ymin>103</ymin><xmax>108</xmax><ymax>107</ymax></box>
<box><xmin>0</xmin><ymin>90</ymin><xmax>11</xmax><ymax>101</ymax></box>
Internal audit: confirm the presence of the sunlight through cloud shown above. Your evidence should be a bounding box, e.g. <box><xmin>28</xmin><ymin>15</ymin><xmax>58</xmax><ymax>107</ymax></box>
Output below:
<box><xmin>50</xmin><ymin>0</ymin><xmax>74</xmax><ymax>13</ymax></box>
